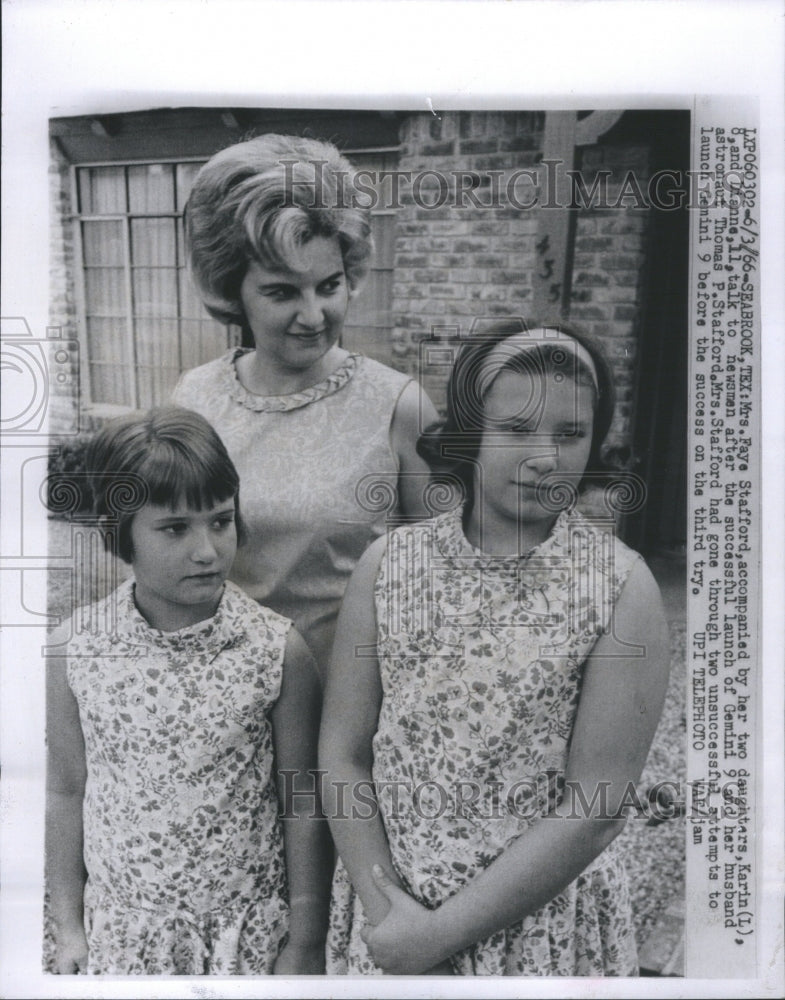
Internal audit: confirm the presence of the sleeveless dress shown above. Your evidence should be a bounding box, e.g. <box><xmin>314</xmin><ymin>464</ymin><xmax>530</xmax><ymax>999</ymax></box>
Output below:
<box><xmin>65</xmin><ymin>579</ymin><xmax>292</xmax><ymax>974</ymax></box>
<box><xmin>327</xmin><ymin>506</ymin><xmax>642</xmax><ymax>976</ymax></box>
<box><xmin>173</xmin><ymin>349</ymin><xmax>412</xmax><ymax>676</ymax></box>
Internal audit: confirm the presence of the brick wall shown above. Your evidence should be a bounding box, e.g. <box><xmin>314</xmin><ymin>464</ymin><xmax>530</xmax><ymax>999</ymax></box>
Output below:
<box><xmin>570</xmin><ymin>144</ymin><xmax>652</xmax><ymax>453</ymax></box>
<box><xmin>48</xmin><ymin>140</ymin><xmax>80</xmax><ymax>435</ymax></box>
<box><xmin>390</xmin><ymin>111</ymin><xmax>652</xmax><ymax>458</ymax></box>
<box><xmin>391</xmin><ymin>112</ymin><xmax>544</xmax><ymax>410</ymax></box>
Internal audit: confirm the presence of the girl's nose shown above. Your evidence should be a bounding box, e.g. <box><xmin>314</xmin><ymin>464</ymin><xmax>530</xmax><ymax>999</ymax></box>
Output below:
<box><xmin>296</xmin><ymin>292</ymin><xmax>324</xmax><ymax>330</ymax></box>
<box><xmin>523</xmin><ymin>450</ymin><xmax>558</xmax><ymax>475</ymax></box>
<box><xmin>191</xmin><ymin>529</ymin><xmax>218</xmax><ymax>563</ymax></box>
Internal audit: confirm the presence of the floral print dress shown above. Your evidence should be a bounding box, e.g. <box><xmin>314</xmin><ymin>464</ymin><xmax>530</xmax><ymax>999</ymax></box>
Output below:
<box><xmin>65</xmin><ymin>580</ymin><xmax>291</xmax><ymax>974</ymax></box>
<box><xmin>327</xmin><ymin>506</ymin><xmax>642</xmax><ymax>976</ymax></box>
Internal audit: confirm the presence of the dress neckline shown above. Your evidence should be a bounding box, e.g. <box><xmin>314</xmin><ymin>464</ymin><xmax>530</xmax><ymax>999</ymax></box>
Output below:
<box><xmin>114</xmin><ymin>578</ymin><xmax>240</xmax><ymax>654</ymax></box>
<box><xmin>225</xmin><ymin>348</ymin><xmax>361</xmax><ymax>413</ymax></box>
<box><xmin>434</xmin><ymin>504</ymin><xmax>574</xmax><ymax>568</ymax></box>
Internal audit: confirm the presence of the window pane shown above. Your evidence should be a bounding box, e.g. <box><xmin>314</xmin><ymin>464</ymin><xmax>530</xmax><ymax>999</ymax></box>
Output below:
<box><xmin>82</xmin><ymin>220</ymin><xmax>124</xmax><ymax>266</ymax></box>
<box><xmin>84</xmin><ymin>268</ymin><xmax>126</xmax><ymax>316</ymax></box>
<box><xmin>175</xmin><ymin>162</ymin><xmax>204</xmax><ymax>211</ymax></box>
<box><xmin>178</xmin><ymin>268</ymin><xmax>210</xmax><ymax>318</ymax></box>
<box><xmin>128</xmin><ymin>164</ymin><xmax>175</xmax><ymax>213</ymax></box>
<box><xmin>131</xmin><ymin>218</ymin><xmax>177</xmax><ymax>265</ymax></box>
<box><xmin>178</xmin><ymin>319</ymin><xmax>231</xmax><ymax>370</ymax></box>
<box><xmin>85</xmin><ymin>317</ymin><xmax>129</xmax><ymax>364</ymax></box>
<box><xmin>137</xmin><ymin>365</ymin><xmax>181</xmax><ymax>409</ymax></box>
<box><xmin>132</xmin><ymin>268</ymin><xmax>178</xmax><ymax>318</ymax></box>
<box><xmin>78</xmin><ymin>167</ymin><xmax>126</xmax><ymax>214</ymax></box>
<box><xmin>89</xmin><ymin>362</ymin><xmax>133</xmax><ymax>406</ymax></box>
<box><xmin>135</xmin><ymin>318</ymin><xmax>179</xmax><ymax>370</ymax></box>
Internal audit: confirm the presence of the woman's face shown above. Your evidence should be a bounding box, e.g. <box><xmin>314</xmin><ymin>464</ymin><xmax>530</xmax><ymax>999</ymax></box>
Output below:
<box><xmin>238</xmin><ymin>235</ymin><xmax>350</xmax><ymax>373</ymax></box>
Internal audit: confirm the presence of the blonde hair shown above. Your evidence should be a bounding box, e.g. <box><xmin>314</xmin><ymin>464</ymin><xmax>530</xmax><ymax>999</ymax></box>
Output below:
<box><xmin>185</xmin><ymin>134</ymin><xmax>373</xmax><ymax>326</ymax></box>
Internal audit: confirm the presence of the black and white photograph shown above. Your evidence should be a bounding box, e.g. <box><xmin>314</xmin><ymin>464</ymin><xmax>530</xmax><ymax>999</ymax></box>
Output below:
<box><xmin>1</xmin><ymin>3</ymin><xmax>782</xmax><ymax>998</ymax></box>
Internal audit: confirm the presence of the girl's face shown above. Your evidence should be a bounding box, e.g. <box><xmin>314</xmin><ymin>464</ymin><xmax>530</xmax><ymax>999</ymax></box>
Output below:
<box><xmin>474</xmin><ymin>366</ymin><xmax>595</xmax><ymax>541</ymax></box>
<box><xmin>129</xmin><ymin>496</ymin><xmax>237</xmax><ymax>631</ymax></box>
<box><xmin>239</xmin><ymin>235</ymin><xmax>350</xmax><ymax>374</ymax></box>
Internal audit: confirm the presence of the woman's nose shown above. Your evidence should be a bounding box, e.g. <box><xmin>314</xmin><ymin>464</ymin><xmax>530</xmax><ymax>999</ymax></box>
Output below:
<box><xmin>296</xmin><ymin>292</ymin><xmax>324</xmax><ymax>329</ymax></box>
<box><xmin>522</xmin><ymin>450</ymin><xmax>558</xmax><ymax>475</ymax></box>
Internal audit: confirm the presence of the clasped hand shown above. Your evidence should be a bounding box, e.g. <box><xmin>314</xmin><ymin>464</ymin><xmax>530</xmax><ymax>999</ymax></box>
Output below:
<box><xmin>360</xmin><ymin>865</ymin><xmax>452</xmax><ymax>975</ymax></box>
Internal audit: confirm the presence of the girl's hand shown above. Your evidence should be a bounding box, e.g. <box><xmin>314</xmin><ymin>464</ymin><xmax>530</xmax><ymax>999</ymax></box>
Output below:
<box><xmin>273</xmin><ymin>940</ymin><xmax>325</xmax><ymax>975</ymax></box>
<box><xmin>360</xmin><ymin>865</ymin><xmax>446</xmax><ymax>975</ymax></box>
<box><xmin>53</xmin><ymin>923</ymin><xmax>89</xmax><ymax>974</ymax></box>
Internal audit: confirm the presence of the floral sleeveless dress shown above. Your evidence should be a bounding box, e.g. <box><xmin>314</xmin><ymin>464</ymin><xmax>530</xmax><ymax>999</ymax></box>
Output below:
<box><xmin>66</xmin><ymin>580</ymin><xmax>291</xmax><ymax>974</ymax></box>
<box><xmin>327</xmin><ymin>506</ymin><xmax>642</xmax><ymax>976</ymax></box>
<box><xmin>173</xmin><ymin>350</ymin><xmax>412</xmax><ymax>677</ymax></box>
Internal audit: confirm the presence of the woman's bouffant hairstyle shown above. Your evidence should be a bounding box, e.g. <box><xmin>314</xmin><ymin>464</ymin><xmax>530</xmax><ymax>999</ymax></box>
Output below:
<box><xmin>417</xmin><ymin>319</ymin><xmax>617</xmax><ymax>512</ymax></box>
<box><xmin>86</xmin><ymin>407</ymin><xmax>246</xmax><ymax>563</ymax></box>
<box><xmin>185</xmin><ymin>134</ymin><xmax>374</xmax><ymax>327</ymax></box>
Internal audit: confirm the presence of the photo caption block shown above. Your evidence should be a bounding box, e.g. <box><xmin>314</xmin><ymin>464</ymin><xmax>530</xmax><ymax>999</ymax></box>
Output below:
<box><xmin>686</xmin><ymin>97</ymin><xmax>760</xmax><ymax>978</ymax></box>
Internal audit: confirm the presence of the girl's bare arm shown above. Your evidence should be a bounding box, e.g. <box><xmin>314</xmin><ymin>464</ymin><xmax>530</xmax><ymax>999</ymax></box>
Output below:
<box><xmin>318</xmin><ymin>535</ymin><xmax>406</xmax><ymax>924</ymax></box>
<box><xmin>271</xmin><ymin>628</ymin><xmax>330</xmax><ymax>974</ymax></box>
<box><xmin>364</xmin><ymin>557</ymin><xmax>671</xmax><ymax>973</ymax></box>
<box><xmin>45</xmin><ymin>650</ymin><xmax>89</xmax><ymax>973</ymax></box>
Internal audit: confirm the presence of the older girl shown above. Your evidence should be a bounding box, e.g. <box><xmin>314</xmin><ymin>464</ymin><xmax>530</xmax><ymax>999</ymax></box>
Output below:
<box><xmin>173</xmin><ymin>134</ymin><xmax>437</xmax><ymax>677</ymax></box>
<box><xmin>320</xmin><ymin>323</ymin><xmax>670</xmax><ymax>976</ymax></box>
<box><xmin>46</xmin><ymin>408</ymin><xmax>329</xmax><ymax>975</ymax></box>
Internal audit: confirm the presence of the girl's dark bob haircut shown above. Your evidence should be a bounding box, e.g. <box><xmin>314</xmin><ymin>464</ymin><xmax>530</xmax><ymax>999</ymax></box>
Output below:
<box><xmin>417</xmin><ymin>318</ymin><xmax>617</xmax><ymax>512</ymax></box>
<box><xmin>185</xmin><ymin>133</ymin><xmax>373</xmax><ymax>328</ymax></box>
<box><xmin>86</xmin><ymin>407</ymin><xmax>246</xmax><ymax>563</ymax></box>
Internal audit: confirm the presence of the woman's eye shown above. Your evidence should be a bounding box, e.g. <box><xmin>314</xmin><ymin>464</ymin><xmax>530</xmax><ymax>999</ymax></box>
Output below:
<box><xmin>161</xmin><ymin>524</ymin><xmax>187</xmax><ymax>536</ymax></box>
<box><xmin>320</xmin><ymin>277</ymin><xmax>343</xmax><ymax>294</ymax></box>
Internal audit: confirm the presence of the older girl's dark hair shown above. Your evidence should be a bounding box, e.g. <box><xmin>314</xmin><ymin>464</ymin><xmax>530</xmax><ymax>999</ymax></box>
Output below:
<box><xmin>185</xmin><ymin>134</ymin><xmax>373</xmax><ymax>327</ymax></box>
<box><xmin>86</xmin><ymin>407</ymin><xmax>245</xmax><ymax>562</ymax></box>
<box><xmin>417</xmin><ymin>319</ymin><xmax>617</xmax><ymax>512</ymax></box>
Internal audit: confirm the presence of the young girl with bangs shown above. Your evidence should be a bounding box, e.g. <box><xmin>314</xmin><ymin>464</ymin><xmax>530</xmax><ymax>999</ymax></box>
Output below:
<box><xmin>320</xmin><ymin>322</ymin><xmax>670</xmax><ymax>977</ymax></box>
<box><xmin>46</xmin><ymin>407</ymin><xmax>329</xmax><ymax>975</ymax></box>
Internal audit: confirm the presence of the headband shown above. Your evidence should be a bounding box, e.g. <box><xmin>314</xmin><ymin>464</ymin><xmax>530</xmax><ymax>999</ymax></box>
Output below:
<box><xmin>477</xmin><ymin>328</ymin><xmax>600</xmax><ymax>398</ymax></box>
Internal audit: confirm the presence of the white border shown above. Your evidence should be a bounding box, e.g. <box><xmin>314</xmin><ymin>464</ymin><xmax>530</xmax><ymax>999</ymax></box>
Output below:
<box><xmin>2</xmin><ymin>2</ymin><xmax>783</xmax><ymax>997</ymax></box>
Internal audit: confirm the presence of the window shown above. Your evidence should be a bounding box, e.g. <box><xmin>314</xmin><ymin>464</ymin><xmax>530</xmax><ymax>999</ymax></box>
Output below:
<box><xmin>340</xmin><ymin>150</ymin><xmax>398</xmax><ymax>367</ymax></box>
<box><xmin>74</xmin><ymin>150</ymin><xmax>398</xmax><ymax>409</ymax></box>
<box><xmin>74</xmin><ymin>161</ymin><xmax>240</xmax><ymax>409</ymax></box>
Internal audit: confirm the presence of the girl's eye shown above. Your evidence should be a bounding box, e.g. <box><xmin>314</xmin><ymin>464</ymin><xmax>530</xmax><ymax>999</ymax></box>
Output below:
<box><xmin>161</xmin><ymin>524</ymin><xmax>187</xmax><ymax>536</ymax></box>
<box><xmin>212</xmin><ymin>516</ymin><xmax>235</xmax><ymax>531</ymax></box>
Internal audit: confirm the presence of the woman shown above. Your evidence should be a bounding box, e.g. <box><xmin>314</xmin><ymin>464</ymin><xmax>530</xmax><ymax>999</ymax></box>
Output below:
<box><xmin>173</xmin><ymin>134</ymin><xmax>438</xmax><ymax>676</ymax></box>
